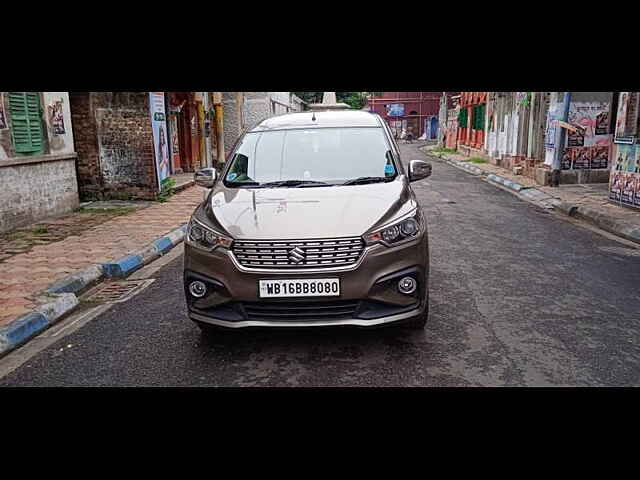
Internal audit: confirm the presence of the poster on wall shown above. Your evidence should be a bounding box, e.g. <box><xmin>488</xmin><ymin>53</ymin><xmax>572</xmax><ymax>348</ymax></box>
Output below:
<box><xmin>609</xmin><ymin>143</ymin><xmax>640</xmax><ymax>209</ymax></box>
<box><xmin>595</xmin><ymin>110</ymin><xmax>609</xmax><ymax>135</ymax></box>
<box><xmin>615</xmin><ymin>92</ymin><xmax>630</xmax><ymax>138</ymax></box>
<box><xmin>568</xmin><ymin>102</ymin><xmax>611</xmax><ymax>147</ymax></box>
<box><xmin>613</xmin><ymin>144</ymin><xmax>634</xmax><ymax>172</ymax></box>
<box><xmin>591</xmin><ymin>145</ymin><xmax>610</xmax><ymax>169</ymax></box>
<box><xmin>573</xmin><ymin>148</ymin><xmax>591</xmax><ymax>169</ymax></box>
<box><xmin>625</xmin><ymin>92</ymin><xmax>639</xmax><ymax>137</ymax></box>
<box><xmin>561</xmin><ymin>148</ymin><xmax>574</xmax><ymax>170</ymax></box>
<box><xmin>0</xmin><ymin>93</ymin><xmax>7</xmax><ymax>129</ymax></box>
<box><xmin>621</xmin><ymin>174</ymin><xmax>636</xmax><ymax>205</ymax></box>
<box><xmin>168</xmin><ymin>114</ymin><xmax>181</xmax><ymax>170</ymax></box>
<box><xmin>567</xmin><ymin>129</ymin><xmax>584</xmax><ymax>147</ymax></box>
<box><xmin>149</xmin><ymin>92</ymin><xmax>170</xmax><ymax>190</ymax></box>
<box><xmin>609</xmin><ymin>171</ymin><xmax>623</xmax><ymax>201</ymax></box>
<box><xmin>48</xmin><ymin>100</ymin><xmax>66</xmax><ymax>135</ymax></box>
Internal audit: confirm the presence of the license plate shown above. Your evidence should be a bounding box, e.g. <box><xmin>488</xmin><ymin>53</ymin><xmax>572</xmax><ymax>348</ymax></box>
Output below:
<box><xmin>259</xmin><ymin>278</ymin><xmax>340</xmax><ymax>298</ymax></box>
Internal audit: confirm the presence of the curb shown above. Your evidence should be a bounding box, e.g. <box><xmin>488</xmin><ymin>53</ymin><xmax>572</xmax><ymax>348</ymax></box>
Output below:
<box><xmin>0</xmin><ymin>223</ymin><xmax>189</xmax><ymax>358</ymax></box>
<box><xmin>432</xmin><ymin>151</ymin><xmax>640</xmax><ymax>246</ymax></box>
<box><xmin>102</xmin><ymin>224</ymin><xmax>188</xmax><ymax>277</ymax></box>
<box><xmin>0</xmin><ymin>293</ymin><xmax>78</xmax><ymax>357</ymax></box>
<box><xmin>573</xmin><ymin>206</ymin><xmax>640</xmax><ymax>245</ymax></box>
<box><xmin>486</xmin><ymin>173</ymin><xmax>526</xmax><ymax>193</ymax></box>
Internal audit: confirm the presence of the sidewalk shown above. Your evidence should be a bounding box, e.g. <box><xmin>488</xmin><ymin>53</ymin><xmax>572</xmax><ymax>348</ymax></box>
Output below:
<box><xmin>423</xmin><ymin>146</ymin><xmax>640</xmax><ymax>245</ymax></box>
<box><xmin>0</xmin><ymin>185</ymin><xmax>204</xmax><ymax>331</ymax></box>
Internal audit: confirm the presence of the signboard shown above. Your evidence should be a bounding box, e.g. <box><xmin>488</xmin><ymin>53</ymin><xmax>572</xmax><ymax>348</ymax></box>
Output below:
<box><xmin>386</xmin><ymin>104</ymin><xmax>405</xmax><ymax>117</ymax></box>
<box><xmin>149</xmin><ymin>92</ymin><xmax>170</xmax><ymax>190</ymax></box>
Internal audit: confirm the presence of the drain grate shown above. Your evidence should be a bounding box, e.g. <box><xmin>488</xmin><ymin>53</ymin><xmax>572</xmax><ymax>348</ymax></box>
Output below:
<box><xmin>598</xmin><ymin>246</ymin><xmax>640</xmax><ymax>257</ymax></box>
<box><xmin>82</xmin><ymin>279</ymin><xmax>155</xmax><ymax>304</ymax></box>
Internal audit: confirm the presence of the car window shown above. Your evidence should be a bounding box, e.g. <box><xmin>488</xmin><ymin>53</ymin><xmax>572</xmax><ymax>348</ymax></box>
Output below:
<box><xmin>224</xmin><ymin>127</ymin><xmax>397</xmax><ymax>186</ymax></box>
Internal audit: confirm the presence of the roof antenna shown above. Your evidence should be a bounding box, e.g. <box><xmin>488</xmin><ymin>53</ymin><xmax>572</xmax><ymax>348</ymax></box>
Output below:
<box><xmin>311</xmin><ymin>111</ymin><xmax>316</xmax><ymax>121</ymax></box>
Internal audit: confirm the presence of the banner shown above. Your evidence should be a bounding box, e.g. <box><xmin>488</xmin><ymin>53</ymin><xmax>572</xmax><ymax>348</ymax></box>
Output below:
<box><xmin>149</xmin><ymin>92</ymin><xmax>170</xmax><ymax>190</ymax></box>
<box><xmin>386</xmin><ymin>104</ymin><xmax>404</xmax><ymax>117</ymax></box>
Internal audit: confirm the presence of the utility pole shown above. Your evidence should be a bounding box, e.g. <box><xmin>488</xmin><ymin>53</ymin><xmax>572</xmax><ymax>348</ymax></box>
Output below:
<box><xmin>212</xmin><ymin>92</ymin><xmax>225</xmax><ymax>169</ymax></box>
<box><xmin>550</xmin><ymin>92</ymin><xmax>572</xmax><ymax>187</ymax></box>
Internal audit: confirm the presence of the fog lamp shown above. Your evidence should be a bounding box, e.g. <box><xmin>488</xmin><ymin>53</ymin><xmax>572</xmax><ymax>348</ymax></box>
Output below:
<box><xmin>398</xmin><ymin>276</ymin><xmax>417</xmax><ymax>295</ymax></box>
<box><xmin>189</xmin><ymin>281</ymin><xmax>207</xmax><ymax>298</ymax></box>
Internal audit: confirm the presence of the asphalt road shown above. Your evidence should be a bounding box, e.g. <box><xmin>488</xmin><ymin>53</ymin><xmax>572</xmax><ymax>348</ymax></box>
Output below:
<box><xmin>3</xmin><ymin>142</ymin><xmax>640</xmax><ymax>386</ymax></box>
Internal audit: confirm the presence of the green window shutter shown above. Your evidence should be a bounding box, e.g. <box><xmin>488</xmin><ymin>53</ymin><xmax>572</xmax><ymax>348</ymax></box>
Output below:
<box><xmin>458</xmin><ymin>108</ymin><xmax>468</xmax><ymax>128</ymax></box>
<box><xmin>472</xmin><ymin>105</ymin><xmax>485</xmax><ymax>130</ymax></box>
<box><xmin>8</xmin><ymin>92</ymin><xmax>44</xmax><ymax>154</ymax></box>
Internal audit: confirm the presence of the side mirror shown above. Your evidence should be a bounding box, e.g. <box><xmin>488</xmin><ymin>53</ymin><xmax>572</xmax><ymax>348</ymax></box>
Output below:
<box><xmin>409</xmin><ymin>160</ymin><xmax>432</xmax><ymax>182</ymax></box>
<box><xmin>194</xmin><ymin>168</ymin><xmax>217</xmax><ymax>189</ymax></box>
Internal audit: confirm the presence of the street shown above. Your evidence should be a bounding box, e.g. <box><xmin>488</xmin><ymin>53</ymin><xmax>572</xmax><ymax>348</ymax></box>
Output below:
<box><xmin>2</xmin><ymin>141</ymin><xmax>640</xmax><ymax>387</ymax></box>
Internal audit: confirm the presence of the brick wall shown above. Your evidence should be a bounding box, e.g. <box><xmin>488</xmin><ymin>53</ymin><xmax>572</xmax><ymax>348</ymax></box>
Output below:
<box><xmin>0</xmin><ymin>157</ymin><xmax>79</xmax><ymax>233</ymax></box>
<box><xmin>70</xmin><ymin>92</ymin><xmax>157</xmax><ymax>200</ymax></box>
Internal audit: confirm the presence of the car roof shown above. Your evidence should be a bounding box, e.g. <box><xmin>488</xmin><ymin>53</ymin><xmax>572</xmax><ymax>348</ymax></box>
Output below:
<box><xmin>248</xmin><ymin>110</ymin><xmax>382</xmax><ymax>132</ymax></box>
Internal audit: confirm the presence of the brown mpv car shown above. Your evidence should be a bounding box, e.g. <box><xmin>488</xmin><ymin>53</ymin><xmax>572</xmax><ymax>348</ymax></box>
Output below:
<box><xmin>184</xmin><ymin>110</ymin><xmax>431</xmax><ymax>331</ymax></box>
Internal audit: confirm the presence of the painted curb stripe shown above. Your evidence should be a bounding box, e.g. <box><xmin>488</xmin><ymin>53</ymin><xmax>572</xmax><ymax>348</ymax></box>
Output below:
<box><xmin>102</xmin><ymin>254</ymin><xmax>143</xmax><ymax>277</ymax></box>
<box><xmin>0</xmin><ymin>312</ymin><xmax>49</xmax><ymax>351</ymax></box>
<box><xmin>0</xmin><ymin>219</ymin><xmax>191</xmax><ymax>358</ymax></box>
<box><xmin>154</xmin><ymin>237</ymin><xmax>174</xmax><ymax>254</ymax></box>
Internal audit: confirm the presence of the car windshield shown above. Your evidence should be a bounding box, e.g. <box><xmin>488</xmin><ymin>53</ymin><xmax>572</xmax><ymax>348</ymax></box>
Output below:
<box><xmin>223</xmin><ymin>127</ymin><xmax>398</xmax><ymax>187</ymax></box>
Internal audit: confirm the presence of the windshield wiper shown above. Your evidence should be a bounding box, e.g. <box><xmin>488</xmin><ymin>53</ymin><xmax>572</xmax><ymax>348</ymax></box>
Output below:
<box><xmin>227</xmin><ymin>181</ymin><xmax>261</xmax><ymax>188</ymax></box>
<box><xmin>255</xmin><ymin>180</ymin><xmax>333</xmax><ymax>188</ymax></box>
<box><xmin>342</xmin><ymin>176</ymin><xmax>394</xmax><ymax>186</ymax></box>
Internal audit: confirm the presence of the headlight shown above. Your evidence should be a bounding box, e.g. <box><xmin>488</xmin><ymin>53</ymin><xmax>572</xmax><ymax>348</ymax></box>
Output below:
<box><xmin>364</xmin><ymin>210</ymin><xmax>422</xmax><ymax>247</ymax></box>
<box><xmin>187</xmin><ymin>218</ymin><xmax>233</xmax><ymax>251</ymax></box>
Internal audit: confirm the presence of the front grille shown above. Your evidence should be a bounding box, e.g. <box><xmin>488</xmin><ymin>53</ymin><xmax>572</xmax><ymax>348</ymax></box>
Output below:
<box><xmin>241</xmin><ymin>300</ymin><xmax>361</xmax><ymax>321</ymax></box>
<box><xmin>232</xmin><ymin>237</ymin><xmax>365</xmax><ymax>269</ymax></box>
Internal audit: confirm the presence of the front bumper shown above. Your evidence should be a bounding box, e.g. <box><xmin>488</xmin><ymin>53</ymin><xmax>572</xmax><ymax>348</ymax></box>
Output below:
<box><xmin>184</xmin><ymin>234</ymin><xmax>429</xmax><ymax>329</ymax></box>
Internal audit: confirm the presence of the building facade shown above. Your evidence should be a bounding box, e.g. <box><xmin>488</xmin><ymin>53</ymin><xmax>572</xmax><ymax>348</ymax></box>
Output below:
<box><xmin>221</xmin><ymin>92</ymin><xmax>304</xmax><ymax>156</ymax></box>
<box><xmin>0</xmin><ymin>92</ymin><xmax>78</xmax><ymax>233</ymax></box>
<box><xmin>367</xmin><ymin>92</ymin><xmax>441</xmax><ymax>139</ymax></box>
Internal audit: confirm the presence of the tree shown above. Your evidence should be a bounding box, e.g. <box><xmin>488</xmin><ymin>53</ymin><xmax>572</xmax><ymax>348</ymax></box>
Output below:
<box><xmin>293</xmin><ymin>92</ymin><xmax>323</xmax><ymax>104</ymax></box>
<box><xmin>337</xmin><ymin>92</ymin><xmax>367</xmax><ymax>109</ymax></box>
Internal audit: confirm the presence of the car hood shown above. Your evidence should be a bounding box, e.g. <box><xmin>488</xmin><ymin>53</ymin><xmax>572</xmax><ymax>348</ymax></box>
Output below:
<box><xmin>202</xmin><ymin>178</ymin><xmax>416</xmax><ymax>240</ymax></box>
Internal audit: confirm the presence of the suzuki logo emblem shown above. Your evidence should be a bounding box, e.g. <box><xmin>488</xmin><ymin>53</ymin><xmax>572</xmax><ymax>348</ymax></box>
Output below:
<box><xmin>288</xmin><ymin>247</ymin><xmax>305</xmax><ymax>264</ymax></box>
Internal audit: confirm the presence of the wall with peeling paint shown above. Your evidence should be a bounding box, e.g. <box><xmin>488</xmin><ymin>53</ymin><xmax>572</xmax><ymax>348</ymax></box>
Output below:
<box><xmin>70</xmin><ymin>92</ymin><xmax>157</xmax><ymax>200</ymax></box>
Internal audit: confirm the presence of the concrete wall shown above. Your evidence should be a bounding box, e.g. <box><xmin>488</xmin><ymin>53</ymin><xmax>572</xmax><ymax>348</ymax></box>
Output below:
<box><xmin>0</xmin><ymin>157</ymin><xmax>79</xmax><ymax>233</ymax></box>
<box><xmin>0</xmin><ymin>92</ymin><xmax>79</xmax><ymax>233</ymax></box>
